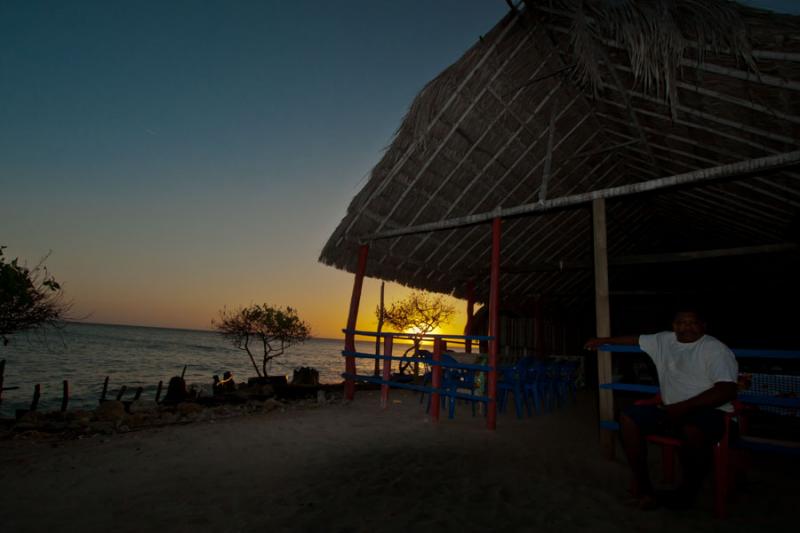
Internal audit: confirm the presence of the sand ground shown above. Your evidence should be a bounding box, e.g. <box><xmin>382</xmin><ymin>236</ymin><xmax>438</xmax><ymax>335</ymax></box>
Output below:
<box><xmin>0</xmin><ymin>389</ymin><xmax>795</xmax><ymax>532</ymax></box>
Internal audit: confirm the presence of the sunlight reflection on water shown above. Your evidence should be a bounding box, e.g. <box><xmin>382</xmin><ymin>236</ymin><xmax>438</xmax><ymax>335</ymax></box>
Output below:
<box><xmin>0</xmin><ymin>323</ymin><xmax>381</xmax><ymax>415</ymax></box>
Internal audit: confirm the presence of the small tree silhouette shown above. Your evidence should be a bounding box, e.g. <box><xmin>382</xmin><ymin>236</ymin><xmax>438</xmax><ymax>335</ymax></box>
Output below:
<box><xmin>1</xmin><ymin>246</ymin><xmax>70</xmax><ymax>346</ymax></box>
<box><xmin>378</xmin><ymin>291</ymin><xmax>455</xmax><ymax>374</ymax></box>
<box><xmin>214</xmin><ymin>304</ymin><xmax>311</xmax><ymax>378</ymax></box>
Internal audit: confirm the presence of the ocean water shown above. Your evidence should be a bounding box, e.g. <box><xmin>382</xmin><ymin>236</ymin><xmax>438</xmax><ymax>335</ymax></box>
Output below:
<box><xmin>0</xmin><ymin>322</ymin><xmax>381</xmax><ymax>417</ymax></box>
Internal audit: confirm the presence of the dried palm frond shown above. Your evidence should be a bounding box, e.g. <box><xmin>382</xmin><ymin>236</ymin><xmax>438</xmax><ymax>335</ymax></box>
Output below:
<box><xmin>526</xmin><ymin>0</ymin><xmax>756</xmax><ymax>112</ymax></box>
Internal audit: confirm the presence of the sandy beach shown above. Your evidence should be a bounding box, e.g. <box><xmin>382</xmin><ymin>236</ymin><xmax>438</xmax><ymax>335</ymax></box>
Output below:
<box><xmin>0</xmin><ymin>390</ymin><xmax>795</xmax><ymax>532</ymax></box>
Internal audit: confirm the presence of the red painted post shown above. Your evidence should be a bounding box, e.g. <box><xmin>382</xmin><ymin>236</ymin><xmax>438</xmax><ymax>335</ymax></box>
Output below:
<box><xmin>381</xmin><ymin>335</ymin><xmax>393</xmax><ymax>409</ymax></box>
<box><xmin>465</xmin><ymin>282</ymin><xmax>475</xmax><ymax>354</ymax></box>
<box><xmin>344</xmin><ymin>244</ymin><xmax>370</xmax><ymax>400</ymax></box>
<box><xmin>431</xmin><ymin>337</ymin><xmax>443</xmax><ymax>422</ymax></box>
<box><xmin>487</xmin><ymin>217</ymin><xmax>502</xmax><ymax>430</ymax></box>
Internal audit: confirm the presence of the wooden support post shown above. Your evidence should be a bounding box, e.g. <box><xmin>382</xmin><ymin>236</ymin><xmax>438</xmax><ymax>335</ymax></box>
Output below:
<box><xmin>155</xmin><ymin>380</ymin><xmax>163</xmax><ymax>404</ymax></box>
<box><xmin>381</xmin><ymin>336</ymin><xmax>393</xmax><ymax>409</ymax></box>
<box><xmin>487</xmin><ymin>217</ymin><xmax>501</xmax><ymax>430</ymax></box>
<box><xmin>61</xmin><ymin>380</ymin><xmax>69</xmax><ymax>412</ymax></box>
<box><xmin>431</xmin><ymin>337</ymin><xmax>443</xmax><ymax>423</ymax></box>
<box><xmin>116</xmin><ymin>385</ymin><xmax>127</xmax><ymax>402</ymax></box>
<box><xmin>133</xmin><ymin>386</ymin><xmax>143</xmax><ymax>401</ymax></box>
<box><xmin>101</xmin><ymin>376</ymin><xmax>109</xmax><ymax>401</ymax></box>
<box><xmin>344</xmin><ymin>244</ymin><xmax>369</xmax><ymax>400</ymax></box>
<box><xmin>31</xmin><ymin>384</ymin><xmax>41</xmax><ymax>411</ymax></box>
<box><xmin>374</xmin><ymin>281</ymin><xmax>385</xmax><ymax>376</ymax></box>
<box><xmin>534</xmin><ymin>297</ymin><xmax>545</xmax><ymax>358</ymax></box>
<box><xmin>0</xmin><ymin>359</ymin><xmax>5</xmax><ymax>406</ymax></box>
<box><xmin>465</xmin><ymin>282</ymin><xmax>475</xmax><ymax>354</ymax></box>
<box><xmin>593</xmin><ymin>198</ymin><xmax>615</xmax><ymax>459</ymax></box>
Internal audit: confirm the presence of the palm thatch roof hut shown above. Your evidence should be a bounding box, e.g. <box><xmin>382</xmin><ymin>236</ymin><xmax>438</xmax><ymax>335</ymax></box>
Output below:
<box><xmin>322</xmin><ymin>1</ymin><xmax>797</xmax><ymax>321</ymax></box>
<box><xmin>320</xmin><ymin>1</ymin><xmax>799</xmax><ymax>432</ymax></box>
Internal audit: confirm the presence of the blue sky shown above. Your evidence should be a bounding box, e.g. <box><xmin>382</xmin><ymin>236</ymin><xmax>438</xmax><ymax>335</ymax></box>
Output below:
<box><xmin>1</xmin><ymin>1</ymin><xmax>797</xmax><ymax>336</ymax></box>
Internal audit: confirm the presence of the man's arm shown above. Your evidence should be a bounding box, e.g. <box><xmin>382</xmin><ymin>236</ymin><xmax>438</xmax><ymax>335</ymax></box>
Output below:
<box><xmin>584</xmin><ymin>335</ymin><xmax>640</xmax><ymax>350</ymax></box>
<box><xmin>663</xmin><ymin>382</ymin><xmax>737</xmax><ymax>419</ymax></box>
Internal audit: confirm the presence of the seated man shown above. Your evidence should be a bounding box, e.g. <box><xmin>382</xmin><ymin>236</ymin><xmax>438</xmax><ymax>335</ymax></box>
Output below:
<box><xmin>585</xmin><ymin>308</ymin><xmax>738</xmax><ymax>509</ymax></box>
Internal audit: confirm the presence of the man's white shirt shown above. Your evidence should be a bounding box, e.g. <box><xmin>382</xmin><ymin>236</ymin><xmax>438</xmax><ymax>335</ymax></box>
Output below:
<box><xmin>639</xmin><ymin>332</ymin><xmax>738</xmax><ymax>412</ymax></box>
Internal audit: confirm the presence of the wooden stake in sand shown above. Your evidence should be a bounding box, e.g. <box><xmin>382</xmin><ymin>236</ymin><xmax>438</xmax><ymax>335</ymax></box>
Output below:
<box><xmin>0</xmin><ymin>360</ymin><xmax>20</xmax><ymax>407</ymax></box>
<box><xmin>61</xmin><ymin>380</ymin><xmax>69</xmax><ymax>412</ymax></box>
<box><xmin>101</xmin><ymin>376</ymin><xmax>109</xmax><ymax>401</ymax></box>
<box><xmin>116</xmin><ymin>385</ymin><xmax>127</xmax><ymax>402</ymax></box>
<box><xmin>155</xmin><ymin>380</ymin><xmax>163</xmax><ymax>404</ymax></box>
<box><xmin>133</xmin><ymin>387</ymin><xmax>143</xmax><ymax>401</ymax></box>
<box><xmin>30</xmin><ymin>384</ymin><xmax>41</xmax><ymax>412</ymax></box>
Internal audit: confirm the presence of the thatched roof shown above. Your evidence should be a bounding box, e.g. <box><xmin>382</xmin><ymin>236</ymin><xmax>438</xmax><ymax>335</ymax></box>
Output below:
<box><xmin>320</xmin><ymin>1</ymin><xmax>800</xmax><ymax>310</ymax></box>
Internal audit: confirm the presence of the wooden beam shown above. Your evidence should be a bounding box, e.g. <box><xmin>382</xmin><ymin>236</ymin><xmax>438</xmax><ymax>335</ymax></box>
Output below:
<box><xmin>593</xmin><ymin>199</ymin><xmax>615</xmax><ymax>459</ymax></box>
<box><xmin>539</xmin><ymin>105</ymin><xmax>557</xmax><ymax>201</ymax></box>
<box><xmin>565</xmin><ymin>139</ymin><xmax>640</xmax><ymax>160</ymax></box>
<box><xmin>367</xmin><ymin>151</ymin><xmax>800</xmax><ymax>241</ymax></box>
<box><xmin>681</xmin><ymin>57</ymin><xmax>800</xmax><ymax>92</ymax></box>
<box><xmin>597</xmin><ymin>83</ymin><xmax>799</xmax><ymax>148</ymax></box>
<box><xmin>616</xmin><ymin>243</ymin><xmax>799</xmax><ymax>265</ymax></box>
<box><xmin>500</xmin><ymin>243</ymin><xmax>799</xmax><ymax>273</ymax></box>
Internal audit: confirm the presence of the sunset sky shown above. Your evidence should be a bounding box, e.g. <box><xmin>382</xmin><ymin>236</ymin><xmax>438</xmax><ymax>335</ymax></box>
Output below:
<box><xmin>2</xmin><ymin>0</ymin><xmax>797</xmax><ymax>339</ymax></box>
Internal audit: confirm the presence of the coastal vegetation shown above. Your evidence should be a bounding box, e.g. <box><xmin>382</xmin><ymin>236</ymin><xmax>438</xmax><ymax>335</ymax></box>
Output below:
<box><xmin>379</xmin><ymin>291</ymin><xmax>454</xmax><ymax>374</ymax></box>
<box><xmin>381</xmin><ymin>290</ymin><xmax>455</xmax><ymax>338</ymax></box>
<box><xmin>0</xmin><ymin>246</ymin><xmax>69</xmax><ymax>346</ymax></box>
<box><xmin>213</xmin><ymin>304</ymin><xmax>311</xmax><ymax>378</ymax></box>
